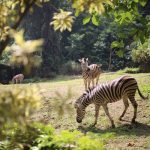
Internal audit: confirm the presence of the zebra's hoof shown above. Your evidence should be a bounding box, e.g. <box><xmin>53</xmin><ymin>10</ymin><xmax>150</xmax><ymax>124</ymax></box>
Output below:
<box><xmin>90</xmin><ymin>123</ymin><xmax>96</xmax><ymax>127</ymax></box>
<box><xmin>119</xmin><ymin>117</ymin><xmax>123</xmax><ymax>121</ymax></box>
<box><xmin>131</xmin><ymin>120</ymin><xmax>137</xmax><ymax>124</ymax></box>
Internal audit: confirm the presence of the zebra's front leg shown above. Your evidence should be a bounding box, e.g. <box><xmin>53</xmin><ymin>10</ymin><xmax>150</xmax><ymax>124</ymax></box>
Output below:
<box><xmin>87</xmin><ymin>79</ymin><xmax>91</xmax><ymax>89</ymax></box>
<box><xmin>92</xmin><ymin>104</ymin><xmax>100</xmax><ymax>126</ymax></box>
<box><xmin>103</xmin><ymin>104</ymin><xmax>115</xmax><ymax>128</ymax></box>
<box><xmin>92</xmin><ymin>79</ymin><xmax>95</xmax><ymax>88</ymax></box>
<box><xmin>84</xmin><ymin>79</ymin><xmax>87</xmax><ymax>90</ymax></box>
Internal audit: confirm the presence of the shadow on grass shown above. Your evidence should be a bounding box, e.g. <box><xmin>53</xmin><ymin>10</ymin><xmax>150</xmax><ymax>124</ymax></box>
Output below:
<box><xmin>78</xmin><ymin>122</ymin><xmax>150</xmax><ymax>137</ymax></box>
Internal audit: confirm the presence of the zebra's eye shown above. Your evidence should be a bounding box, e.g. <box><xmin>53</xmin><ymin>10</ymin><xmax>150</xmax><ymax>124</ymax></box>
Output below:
<box><xmin>83</xmin><ymin>92</ymin><xmax>87</xmax><ymax>96</ymax></box>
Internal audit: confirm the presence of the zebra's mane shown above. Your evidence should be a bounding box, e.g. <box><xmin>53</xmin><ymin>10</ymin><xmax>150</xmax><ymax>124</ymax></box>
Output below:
<box><xmin>85</xmin><ymin>86</ymin><xmax>96</xmax><ymax>94</ymax></box>
<box><xmin>80</xmin><ymin>86</ymin><xmax>96</xmax><ymax>105</ymax></box>
<box><xmin>75</xmin><ymin>86</ymin><xmax>96</xmax><ymax>106</ymax></box>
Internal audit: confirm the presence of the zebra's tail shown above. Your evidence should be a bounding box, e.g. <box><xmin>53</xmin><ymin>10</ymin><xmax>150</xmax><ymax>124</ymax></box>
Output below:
<box><xmin>137</xmin><ymin>87</ymin><xmax>148</xmax><ymax>100</ymax></box>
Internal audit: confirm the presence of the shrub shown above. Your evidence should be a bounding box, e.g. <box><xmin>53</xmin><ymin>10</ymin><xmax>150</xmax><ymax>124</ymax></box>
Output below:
<box><xmin>132</xmin><ymin>39</ymin><xmax>150</xmax><ymax>63</ymax></box>
<box><xmin>0</xmin><ymin>123</ymin><xmax>54</xmax><ymax>150</ymax></box>
<box><xmin>132</xmin><ymin>39</ymin><xmax>150</xmax><ymax>72</ymax></box>
<box><xmin>117</xmin><ymin>67</ymin><xmax>140</xmax><ymax>74</ymax></box>
<box><xmin>36</xmin><ymin>129</ymin><xmax>104</xmax><ymax>150</ymax></box>
<box><xmin>0</xmin><ymin>123</ymin><xmax>105</xmax><ymax>150</ymax></box>
<box><xmin>60</xmin><ymin>61</ymin><xmax>81</xmax><ymax>75</ymax></box>
<box><xmin>0</xmin><ymin>86</ymin><xmax>41</xmax><ymax>125</ymax></box>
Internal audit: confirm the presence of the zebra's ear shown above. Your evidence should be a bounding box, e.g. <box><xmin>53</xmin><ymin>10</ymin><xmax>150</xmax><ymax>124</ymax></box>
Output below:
<box><xmin>83</xmin><ymin>92</ymin><xmax>87</xmax><ymax>96</ymax></box>
<box><xmin>78</xmin><ymin>59</ymin><xmax>82</xmax><ymax>62</ymax></box>
<box><xmin>86</xmin><ymin>58</ymin><xmax>88</xmax><ymax>62</ymax></box>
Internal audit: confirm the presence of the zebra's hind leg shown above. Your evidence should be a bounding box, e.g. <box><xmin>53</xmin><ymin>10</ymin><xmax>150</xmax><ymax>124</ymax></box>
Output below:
<box><xmin>103</xmin><ymin>104</ymin><xmax>115</xmax><ymax>128</ymax></box>
<box><xmin>119</xmin><ymin>96</ymin><xmax>129</xmax><ymax>121</ymax></box>
<box><xmin>128</xmin><ymin>96</ymin><xmax>138</xmax><ymax>124</ymax></box>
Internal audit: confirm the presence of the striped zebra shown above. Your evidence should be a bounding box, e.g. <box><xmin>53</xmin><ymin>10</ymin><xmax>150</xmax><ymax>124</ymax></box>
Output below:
<box><xmin>74</xmin><ymin>75</ymin><xmax>147</xmax><ymax>128</ymax></box>
<box><xmin>78</xmin><ymin>58</ymin><xmax>102</xmax><ymax>90</ymax></box>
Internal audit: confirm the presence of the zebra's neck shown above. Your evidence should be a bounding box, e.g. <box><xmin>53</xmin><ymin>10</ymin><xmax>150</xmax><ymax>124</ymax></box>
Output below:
<box><xmin>81</xmin><ymin>93</ymin><xmax>93</xmax><ymax>108</ymax></box>
<box><xmin>81</xmin><ymin>64</ymin><xmax>88</xmax><ymax>71</ymax></box>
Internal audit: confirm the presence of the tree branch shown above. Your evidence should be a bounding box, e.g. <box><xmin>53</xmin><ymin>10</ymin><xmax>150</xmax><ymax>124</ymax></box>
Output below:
<box><xmin>0</xmin><ymin>0</ymin><xmax>36</xmax><ymax>56</ymax></box>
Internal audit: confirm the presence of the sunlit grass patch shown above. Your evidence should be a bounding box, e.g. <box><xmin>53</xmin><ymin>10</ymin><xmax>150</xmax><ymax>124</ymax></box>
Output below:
<box><xmin>117</xmin><ymin>67</ymin><xmax>141</xmax><ymax>74</ymax></box>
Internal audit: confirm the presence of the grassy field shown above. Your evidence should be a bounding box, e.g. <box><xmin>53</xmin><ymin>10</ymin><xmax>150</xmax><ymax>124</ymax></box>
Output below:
<box><xmin>1</xmin><ymin>72</ymin><xmax>150</xmax><ymax>149</ymax></box>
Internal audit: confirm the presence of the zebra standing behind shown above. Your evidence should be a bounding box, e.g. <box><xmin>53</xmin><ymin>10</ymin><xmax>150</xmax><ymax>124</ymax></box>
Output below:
<box><xmin>74</xmin><ymin>75</ymin><xmax>148</xmax><ymax>128</ymax></box>
<box><xmin>78</xmin><ymin>58</ymin><xmax>102</xmax><ymax>90</ymax></box>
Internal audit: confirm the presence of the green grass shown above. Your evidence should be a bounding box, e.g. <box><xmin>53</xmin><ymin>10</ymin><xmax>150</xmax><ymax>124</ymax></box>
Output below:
<box><xmin>0</xmin><ymin>72</ymin><xmax>150</xmax><ymax>150</ymax></box>
<box><xmin>117</xmin><ymin>67</ymin><xmax>141</xmax><ymax>74</ymax></box>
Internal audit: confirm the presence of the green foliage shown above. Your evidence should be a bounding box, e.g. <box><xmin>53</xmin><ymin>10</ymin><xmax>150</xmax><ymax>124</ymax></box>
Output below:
<box><xmin>0</xmin><ymin>123</ymin><xmax>54</xmax><ymax>150</ymax></box>
<box><xmin>111</xmin><ymin>41</ymin><xmax>124</xmax><ymax>49</ymax></box>
<box><xmin>83</xmin><ymin>16</ymin><xmax>91</xmax><ymax>25</ymax></box>
<box><xmin>36</xmin><ymin>129</ymin><xmax>104</xmax><ymax>150</ymax></box>
<box><xmin>0</xmin><ymin>86</ymin><xmax>41</xmax><ymax>125</ymax></box>
<box><xmin>91</xmin><ymin>15</ymin><xmax>99</xmax><ymax>26</ymax></box>
<box><xmin>132</xmin><ymin>39</ymin><xmax>150</xmax><ymax>63</ymax></box>
<box><xmin>0</xmin><ymin>50</ymin><xmax>11</xmax><ymax>64</ymax></box>
<box><xmin>0</xmin><ymin>122</ymin><xmax>105</xmax><ymax>150</ymax></box>
<box><xmin>0</xmin><ymin>0</ymin><xmax>49</xmax><ymax>41</ymax></box>
<box><xmin>50</xmin><ymin>9</ymin><xmax>74</xmax><ymax>32</ymax></box>
<box><xmin>117</xmin><ymin>67</ymin><xmax>141</xmax><ymax>74</ymax></box>
<box><xmin>64</xmin><ymin>16</ymin><xmax>134</xmax><ymax>70</ymax></box>
<box><xmin>60</xmin><ymin>61</ymin><xmax>81</xmax><ymax>75</ymax></box>
<box><xmin>77</xmin><ymin>135</ymin><xmax>104</xmax><ymax>150</ymax></box>
<box><xmin>8</xmin><ymin>30</ymin><xmax>43</xmax><ymax>73</ymax></box>
<box><xmin>116</xmin><ymin>50</ymin><xmax>124</xmax><ymax>58</ymax></box>
<box><xmin>72</xmin><ymin>0</ymin><xmax>114</xmax><ymax>16</ymax></box>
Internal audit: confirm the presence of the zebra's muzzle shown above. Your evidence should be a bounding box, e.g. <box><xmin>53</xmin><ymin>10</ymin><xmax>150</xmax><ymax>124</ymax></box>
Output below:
<box><xmin>76</xmin><ymin>118</ymin><xmax>82</xmax><ymax>123</ymax></box>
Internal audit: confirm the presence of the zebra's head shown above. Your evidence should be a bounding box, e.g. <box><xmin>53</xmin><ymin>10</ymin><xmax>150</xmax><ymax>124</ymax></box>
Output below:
<box><xmin>74</xmin><ymin>92</ymin><xmax>87</xmax><ymax>123</ymax></box>
<box><xmin>78</xmin><ymin>58</ymin><xmax>89</xmax><ymax>70</ymax></box>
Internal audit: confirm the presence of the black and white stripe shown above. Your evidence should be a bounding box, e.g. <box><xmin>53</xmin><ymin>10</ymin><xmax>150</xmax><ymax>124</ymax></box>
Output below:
<box><xmin>74</xmin><ymin>75</ymin><xmax>147</xmax><ymax>128</ymax></box>
<box><xmin>78</xmin><ymin>58</ymin><xmax>102</xmax><ymax>90</ymax></box>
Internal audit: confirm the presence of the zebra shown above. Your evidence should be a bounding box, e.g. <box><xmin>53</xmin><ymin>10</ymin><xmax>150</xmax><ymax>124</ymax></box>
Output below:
<box><xmin>74</xmin><ymin>75</ymin><xmax>148</xmax><ymax>128</ymax></box>
<box><xmin>78</xmin><ymin>58</ymin><xmax>102</xmax><ymax>90</ymax></box>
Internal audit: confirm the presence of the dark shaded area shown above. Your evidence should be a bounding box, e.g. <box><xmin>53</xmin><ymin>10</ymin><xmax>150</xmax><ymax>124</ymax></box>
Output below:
<box><xmin>0</xmin><ymin>64</ymin><xmax>23</xmax><ymax>84</ymax></box>
<box><xmin>79</xmin><ymin>122</ymin><xmax>150</xmax><ymax>137</ymax></box>
<box><xmin>21</xmin><ymin>1</ymin><xmax>62</xmax><ymax>78</ymax></box>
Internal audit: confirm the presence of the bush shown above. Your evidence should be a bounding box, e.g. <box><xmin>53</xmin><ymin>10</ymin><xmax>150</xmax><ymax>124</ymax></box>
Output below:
<box><xmin>0</xmin><ymin>123</ymin><xmax>105</xmax><ymax>150</ymax></box>
<box><xmin>132</xmin><ymin>39</ymin><xmax>150</xmax><ymax>72</ymax></box>
<box><xmin>117</xmin><ymin>67</ymin><xmax>141</xmax><ymax>74</ymax></box>
<box><xmin>0</xmin><ymin>86</ymin><xmax>41</xmax><ymax>125</ymax></box>
<box><xmin>35</xmin><ymin>127</ymin><xmax>104</xmax><ymax>150</ymax></box>
<box><xmin>60</xmin><ymin>61</ymin><xmax>81</xmax><ymax>75</ymax></box>
<box><xmin>0</xmin><ymin>123</ymin><xmax>54</xmax><ymax>150</ymax></box>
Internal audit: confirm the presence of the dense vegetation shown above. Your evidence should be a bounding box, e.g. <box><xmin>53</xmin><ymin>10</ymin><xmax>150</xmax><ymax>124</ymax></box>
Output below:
<box><xmin>0</xmin><ymin>0</ymin><xmax>150</xmax><ymax>77</ymax></box>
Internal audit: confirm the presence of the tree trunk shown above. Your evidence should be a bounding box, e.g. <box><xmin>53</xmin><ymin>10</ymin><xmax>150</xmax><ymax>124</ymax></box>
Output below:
<box><xmin>108</xmin><ymin>48</ymin><xmax>112</xmax><ymax>71</ymax></box>
<box><xmin>20</xmin><ymin>1</ymin><xmax>62</xmax><ymax>77</ymax></box>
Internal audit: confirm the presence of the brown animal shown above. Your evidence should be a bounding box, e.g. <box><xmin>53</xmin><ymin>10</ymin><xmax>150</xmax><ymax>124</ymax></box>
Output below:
<box><xmin>12</xmin><ymin>74</ymin><xmax>24</xmax><ymax>84</ymax></box>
